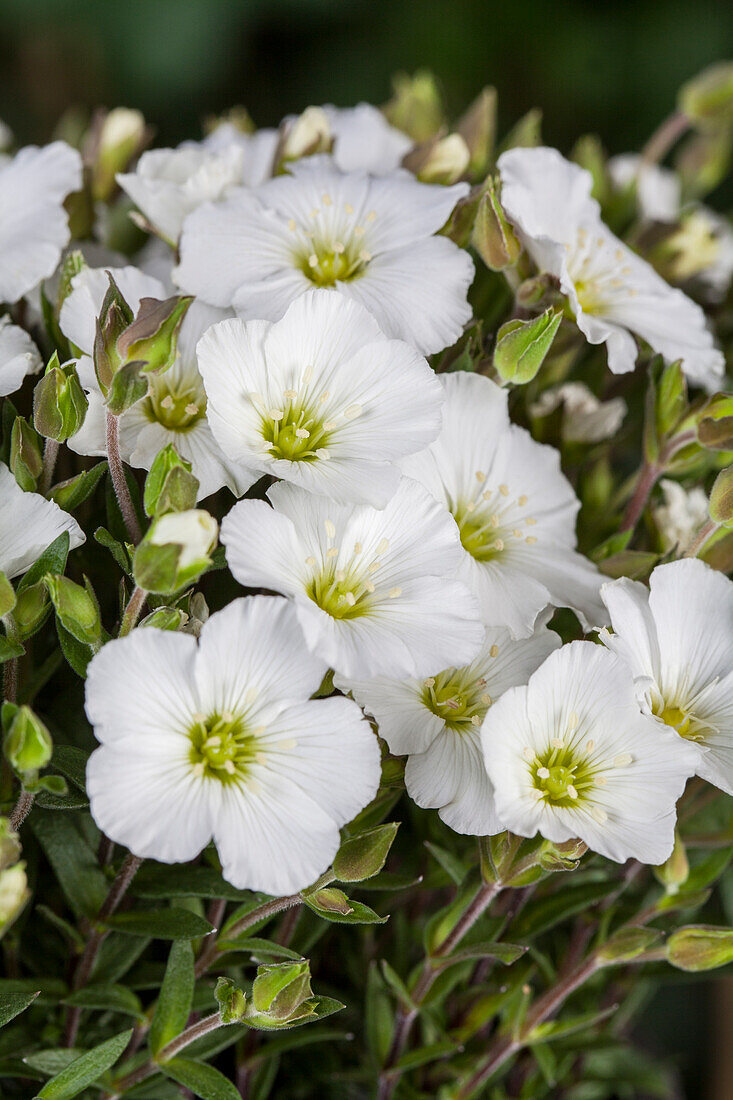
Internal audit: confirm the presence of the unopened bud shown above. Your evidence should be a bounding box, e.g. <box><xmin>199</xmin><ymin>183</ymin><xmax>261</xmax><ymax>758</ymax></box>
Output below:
<box><xmin>403</xmin><ymin>133</ymin><xmax>470</xmax><ymax>184</ymax></box>
<box><xmin>471</xmin><ymin>179</ymin><xmax>522</xmax><ymax>271</ymax></box>
<box><xmin>251</xmin><ymin>960</ymin><xmax>313</xmax><ymax>1021</ymax></box>
<box><xmin>494</xmin><ymin>308</ymin><xmax>562</xmax><ymax>385</ymax></box>
<box><xmin>280</xmin><ymin>107</ymin><xmax>331</xmax><ymax>164</ymax></box>
<box><xmin>333</xmin><ymin>823</ymin><xmax>399</xmax><ymax>883</ymax></box>
<box><xmin>215</xmin><ymin>977</ymin><xmax>247</xmax><ymax>1024</ymax></box>
<box><xmin>45</xmin><ymin>574</ymin><xmax>102</xmax><ymax>648</ymax></box>
<box><xmin>94</xmin><ymin>272</ymin><xmax>134</xmax><ymax>394</ymax></box>
<box><xmin>654</xmin><ymin>830</ymin><xmax>689</xmax><ymax>895</ymax></box>
<box><xmin>134</xmin><ymin>509</ymin><xmax>218</xmax><ymax>594</ymax></box>
<box><xmin>91</xmin><ymin>107</ymin><xmax>148</xmax><ymax>202</ymax></box>
<box><xmin>667</xmin><ymin>925</ymin><xmax>733</xmax><ymax>971</ymax></box>
<box><xmin>13</xmin><ymin>582</ymin><xmax>49</xmax><ymax>639</ymax></box>
<box><xmin>143</xmin><ymin>444</ymin><xmax>200</xmax><ymax>517</ymax></box>
<box><xmin>457</xmin><ymin>86</ymin><xmax>497</xmax><ymax>177</ymax></box>
<box><xmin>10</xmin><ymin>417</ymin><xmax>42</xmax><ymax>492</ymax></box>
<box><xmin>709</xmin><ymin>464</ymin><xmax>733</xmax><ymax>528</ymax></box>
<box><xmin>697</xmin><ymin>392</ymin><xmax>733</xmax><ymax>451</ymax></box>
<box><xmin>679</xmin><ymin>62</ymin><xmax>733</xmax><ymax>131</ymax></box>
<box><xmin>384</xmin><ymin>70</ymin><xmax>444</xmax><ymax>142</ymax></box>
<box><xmin>597</xmin><ymin>927</ymin><xmax>661</xmax><ymax>965</ymax></box>
<box><xmin>4</xmin><ymin>705</ymin><xmax>52</xmax><ymax>777</ymax></box>
<box><xmin>116</xmin><ymin>295</ymin><xmax>193</xmax><ymax>378</ymax></box>
<box><xmin>676</xmin><ymin>128</ymin><xmax>732</xmax><ymax>199</ymax></box>
<box><xmin>0</xmin><ymin>863</ymin><xmax>29</xmax><ymax>936</ymax></box>
<box><xmin>33</xmin><ymin>354</ymin><xmax>88</xmax><ymax>441</ymax></box>
<box><xmin>139</xmin><ymin>606</ymin><xmax>188</xmax><ymax>631</ymax></box>
<box><xmin>56</xmin><ymin>251</ymin><xmax>86</xmax><ymax>313</ymax></box>
<box><xmin>538</xmin><ymin>837</ymin><xmax>588</xmax><ymax>871</ymax></box>
<box><xmin>500</xmin><ymin>108</ymin><xmax>543</xmax><ymax>152</ymax></box>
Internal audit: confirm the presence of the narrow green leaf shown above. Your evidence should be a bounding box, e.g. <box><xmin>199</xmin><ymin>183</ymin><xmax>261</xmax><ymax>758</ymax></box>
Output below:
<box><xmin>149</xmin><ymin>940</ymin><xmax>195</xmax><ymax>1056</ymax></box>
<box><xmin>512</xmin><ymin>881</ymin><xmax>614</xmax><ymax>939</ymax></box>
<box><xmin>56</xmin><ymin>620</ymin><xmax>93</xmax><ymax>678</ymax></box>
<box><xmin>396</xmin><ymin>1037</ymin><xmax>461</xmax><ymax>1072</ymax></box>
<box><xmin>302</xmin><ymin>891</ymin><xmax>387</xmax><ymax>925</ymax></box>
<box><xmin>161</xmin><ymin>1057</ymin><xmax>241</xmax><ymax>1100</ymax></box>
<box><xmin>49</xmin><ymin>462</ymin><xmax>107</xmax><ymax>512</ymax></box>
<box><xmin>132</xmin><ymin>863</ymin><xmax>251</xmax><ymax>901</ymax></box>
<box><xmin>217</xmin><ymin>937</ymin><xmax>302</xmax><ymax>963</ymax></box>
<box><xmin>30</xmin><ymin>812</ymin><xmax>108</xmax><ymax>918</ymax></box>
<box><xmin>424</xmin><ymin>841</ymin><xmax>467</xmax><ymax>885</ymax></box>
<box><xmin>24</xmin><ymin>1050</ymin><xmax>85</xmax><ymax>1076</ymax></box>
<box><xmin>430</xmin><ymin>940</ymin><xmax>527</xmax><ymax>970</ymax></box>
<box><xmin>35</xmin><ymin>1028</ymin><xmax>132</xmax><ymax>1099</ymax></box>
<box><xmin>0</xmin><ymin>989</ymin><xmax>39</xmax><ymax>1027</ymax></box>
<box><xmin>17</xmin><ymin>533</ymin><xmax>69</xmax><ymax>593</ymax></box>
<box><xmin>104</xmin><ymin>908</ymin><xmax>214</xmax><ymax>940</ymax></box>
<box><xmin>0</xmin><ymin>636</ymin><xmax>24</xmax><ymax>663</ymax></box>
<box><xmin>63</xmin><ymin>984</ymin><xmax>145</xmax><ymax>1021</ymax></box>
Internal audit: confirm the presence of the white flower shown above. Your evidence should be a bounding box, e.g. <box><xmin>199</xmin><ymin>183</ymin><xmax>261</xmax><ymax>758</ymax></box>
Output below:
<box><xmin>0</xmin><ymin>462</ymin><xmax>84</xmax><ymax>579</ymax></box>
<box><xmin>201</xmin><ymin>125</ymin><xmax>279</xmax><ymax>186</ymax></box>
<box><xmin>498</xmin><ymin>146</ymin><xmax>724</xmax><ymax>390</ymax></box>
<box><xmin>117</xmin><ymin>144</ymin><xmax>247</xmax><ymax>245</ymax></box>
<box><xmin>400</xmin><ymin>372</ymin><xmax>606</xmax><ymax>638</ymax></box>
<box><xmin>482</xmin><ymin>640</ymin><xmax>697</xmax><ymax>864</ymax></box>
<box><xmin>664</xmin><ymin>208</ymin><xmax>733</xmax><ymax>302</ymax></box>
<box><xmin>149</xmin><ymin>509</ymin><xmax>218</xmax><ymax>569</ymax></box>
<box><xmin>174</xmin><ymin>156</ymin><xmax>474</xmax><ymax>356</ymax></box>
<box><xmin>338</xmin><ymin>625</ymin><xmax>559</xmax><ymax>836</ymax></box>
<box><xmin>0</xmin><ymin>318</ymin><xmax>42</xmax><ymax>397</ymax></box>
<box><xmin>197</xmin><ymin>289</ymin><xmax>443</xmax><ymax>507</ymax></box>
<box><xmin>601</xmin><ymin>559</ymin><xmax>733</xmax><ymax>796</ymax></box>
<box><xmin>59</xmin><ymin>265</ymin><xmax>257</xmax><ymax>500</ymax></box>
<box><xmin>322</xmin><ymin>103</ymin><xmax>412</xmax><ymax>174</ymax></box>
<box><xmin>608</xmin><ymin>154</ymin><xmax>681</xmax><ymax>223</ymax></box>
<box><xmin>529</xmin><ymin>382</ymin><xmax>627</xmax><ymax>443</ymax></box>
<box><xmin>85</xmin><ymin>596</ymin><xmax>380</xmax><ymax>895</ymax></box>
<box><xmin>0</xmin><ymin>142</ymin><xmax>81</xmax><ymax>303</ymax></box>
<box><xmin>221</xmin><ymin>477</ymin><xmax>484</xmax><ymax>680</ymax></box>
<box><xmin>653</xmin><ymin>479</ymin><xmax>710</xmax><ymax>553</ymax></box>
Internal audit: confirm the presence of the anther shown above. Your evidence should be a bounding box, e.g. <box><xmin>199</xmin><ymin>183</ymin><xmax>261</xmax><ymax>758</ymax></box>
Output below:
<box><xmin>344</xmin><ymin>202</ymin><xmax>354</xmax><ymax>214</ymax></box>
<box><xmin>424</xmin><ymin>677</ymin><xmax>435</xmax><ymax>687</ymax></box>
<box><xmin>490</xmin><ymin>644</ymin><xmax>499</xmax><ymax>658</ymax></box>
<box><xmin>305</xmin><ymin>556</ymin><xmax>316</xmax><ymax>566</ymax></box>
<box><xmin>567</xmin><ymin>784</ymin><xmax>578</xmax><ymax>800</ymax></box>
<box><xmin>353</xmin><ymin>541</ymin><xmax>362</xmax><ymax>554</ymax></box>
<box><xmin>499</xmin><ymin>484</ymin><xmax>509</xmax><ymax>496</ymax></box>
<box><xmin>523</xmin><ymin>747</ymin><xmax>534</xmax><ymax>760</ymax></box>
<box><xmin>480</xmin><ymin>693</ymin><xmax>492</xmax><ymax>706</ymax></box>
<box><xmin>526</xmin><ymin>536</ymin><xmax>538</xmax><ymax>545</ymax></box>
<box><xmin>345</xmin><ymin>592</ymin><xmax>356</xmax><ymax>606</ymax></box>
<box><xmin>184</xmin><ymin>403</ymin><xmax>198</xmax><ymax>416</ymax></box>
<box><xmin>388</xmin><ymin>587</ymin><xmax>402</xmax><ymax>598</ymax></box>
<box><xmin>613</xmin><ymin>753</ymin><xmax>633</xmax><ymax>767</ymax></box>
<box><xmin>518</xmin><ymin>495</ymin><xmax>528</xmax><ymax>506</ymax></box>
<box><xmin>377</xmin><ymin>538</ymin><xmax>389</xmax><ymax>554</ymax></box>
<box><xmin>308</xmin><ymin>254</ymin><xmax>318</xmax><ymax>267</ymax></box>
<box><xmin>269</xmin><ymin>408</ymin><xmax>284</xmax><ymax>420</ymax></box>
<box><xmin>551</xmin><ymin>737</ymin><xmax>564</xmax><ymax>748</ymax></box>
<box><xmin>322</xmin><ymin>193</ymin><xmax>332</xmax><ymax>206</ymax></box>
<box><xmin>475</xmin><ymin>470</ymin><xmax>486</xmax><ymax>482</ymax></box>
<box><xmin>161</xmin><ymin>395</ymin><xmax>174</xmax><ymax>409</ymax></box>
<box><xmin>283</xmin><ymin>389</ymin><xmax>297</xmax><ymax>399</ymax></box>
<box><xmin>537</xmin><ymin>767</ymin><xmax>550</xmax><ymax>779</ymax></box>
<box><xmin>319</xmin><ymin>391</ymin><xmax>330</xmax><ymax>403</ymax></box>
<box><xmin>288</xmin><ymin>218</ymin><xmax>296</xmax><ymax>231</ymax></box>
<box><xmin>343</xmin><ymin>404</ymin><xmax>363</xmax><ymax>419</ymax></box>
<box><xmin>193</xmin><ymin>762</ymin><xmax>205</xmax><ymax>778</ymax></box>
<box><xmin>586</xmin><ymin>739</ymin><xmax>595</xmax><ymax>751</ymax></box>
<box><xmin>471</xmin><ymin>715</ymin><xmax>481</xmax><ymax>726</ymax></box>
<box><xmin>359</xmin><ymin>250</ymin><xmax>372</xmax><ymax>262</ymax></box>
<box><xmin>333</xmin><ymin>240</ymin><xmax>345</xmax><ymax>254</ymax></box>
<box><xmin>324</xmin><ymin>520</ymin><xmax>336</xmax><ymax>538</ymax></box>
<box><xmin>326</xmin><ymin>547</ymin><xmax>339</xmax><ymax>558</ymax></box>
<box><xmin>316</xmin><ymin>448</ymin><xmax>330</xmax><ymax>459</ymax></box>
<box><xmin>366</xmin><ymin>210</ymin><xmax>376</xmax><ymax>221</ymax></box>
<box><xmin>224</xmin><ymin>760</ymin><xmax>236</xmax><ymax>775</ymax></box>
<box><xmin>567</xmin><ymin>712</ymin><xmax>578</xmax><ymax>730</ymax></box>
<box><xmin>295</xmin><ymin>428</ymin><xmax>309</xmax><ymax>439</ymax></box>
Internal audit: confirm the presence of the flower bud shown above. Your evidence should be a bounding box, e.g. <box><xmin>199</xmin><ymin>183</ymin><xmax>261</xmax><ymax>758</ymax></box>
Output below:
<box><xmin>697</xmin><ymin>392</ymin><xmax>733</xmax><ymax>451</ymax></box>
<box><xmin>0</xmin><ymin>819</ymin><xmax>21</xmax><ymax>872</ymax></box>
<box><xmin>134</xmin><ymin>509</ymin><xmax>218</xmax><ymax>594</ymax></box>
<box><xmin>91</xmin><ymin>107</ymin><xmax>148</xmax><ymax>202</ymax></box>
<box><xmin>457</xmin><ymin>86</ymin><xmax>496</xmax><ymax>178</ymax></box>
<box><xmin>56</xmin><ymin>250</ymin><xmax>86</xmax><ymax>313</ymax></box>
<box><xmin>0</xmin><ymin>573</ymin><xmax>15</xmax><ymax>620</ymax></box>
<box><xmin>679</xmin><ymin>61</ymin><xmax>733</xmax><ymax>131</ymax></box>
<box><xmin>597</xmin><ymin>927</ymin><xmax>661</xmax><ymax>965</ymax></box>
<box><xmin>494</xmin><ymin>308</ymin><xmax>562</xmax><ymax>385</ymax></box>
<box><xmin>143</xmin><ymin>445</ymin><xmax>200</xmax><ymax>518</ymax></box>
<box><xmin>0</xmin><ymin>863</ymin><xmax>30</xmax><ymax>936</ymax></box>
<box><xmin>45</xmin><ymin>575</ymin><xmax>103</xmax><ymax>648</ymax></box>
<box><xmin>94</xmin><ymin>272</ymin><xmax>134</xmax><ymax>394</ymax></box>
<box><xmin>280</xmin><ymin>106</ymin><xmax>331</xmax><ymax>163</ymax></box>
<box><xmin>403</xmin><ymin>133</ymin><xmax>470</xmax><ymax>185</ymax></box>
<box><xmin>654</xmin><ymin>829</ymin><xmax>689</xmax><ymax>895</ymax></box>
<box><xmin>13</xmin><ymin>582</ymin><xmax>49</xmax><ymax>639</ymax></box>
<box><xmin>116</xmin><ymin>294</ymin><xmax>193</xmax><ymax>378</ymax></box>
<box><xmin>501</xmin><ymin>108</ymin><xmax>543</xmax><ymax>151</ymax></box>
<box><xmin>709</xmin><ymin>464</ymin><xmax>733</xmax><ymax>528</ymax></box>
<box><xmin>667</xmin><ymin>925</ymin><xmax>733</xmax><ymax>971</ymax></box>
<box><xmin>384</xmin><ymin>70</ymin><xmax>444</xmax><ymax>142</ymax></box>
<box><xmin>10</xmin><ymin>417</ymin><xmax>42</xmax><ymax>492</ymax></box>
<box><xmin>4</xmin><ymin>705</ymin><xmax>52</xmax><ymax>777</ymax></box>
<box><xmin>214</xmin><ymin>976</ymin><xmax>247</xmax><ymax>1024</ymax></box>
<box><xmin>33</xmin><ymin>354</ymin><xmax>88</xmax><ymax>442</ymax></box>
<box><xmin>538</xmin><ymin>837</ymin><xmax>588</xmax><ymax>871</ymax></box>
<box><xmin>676</xmin><ymin>129</ymin><xmax>732</xmax><ymax>199</ymax></box>
<box><xmin>139</xmin><ymin>606</ymin><xmax>189</xmax><ymax>631</ymax></box>
<box><xmin>471</xmin><ymin>179</ymin><xmax>522</xmax><ymax>271</ymax></box>
<box><xmin>251</xmin><ymin>960</ymin><xmax>313</xmax><ymax>1022</ymax></box>
<box><xmin>333</xmin><ymin>823</ymin><xmax>399</xmax><ymax>883</ymax></box>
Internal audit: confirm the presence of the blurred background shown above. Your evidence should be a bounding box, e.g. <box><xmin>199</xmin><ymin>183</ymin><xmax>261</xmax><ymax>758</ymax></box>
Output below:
<box><xmin>2</xmin><ymin>1</ymin><xmax>733</xmax><ymax>1096</ymax></box>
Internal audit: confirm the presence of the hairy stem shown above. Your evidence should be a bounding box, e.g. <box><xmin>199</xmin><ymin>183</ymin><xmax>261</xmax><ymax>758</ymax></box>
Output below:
<box><xmin>620</xmin><ymin>461</ymin><xmax>660</xmax><ymax>532</ymax></box>
<box><xmin>684</xmin><ymin>517</ymin><xmax>719</xmax><ymax>558</ymax></box>
<box><xmin>106</xmin><ymin>412</ymin><xmax>142</xmax><ymax>544</ymax></box>
<box><xmin>109</xmin><ymin>1012</ymin><xmax>225</xmax><ymax>1097</ymax></box>
<box><xmin>9</xmin><ymin>789</ymin><xmax>34</xmax><ymax>830</ymax></box>
<box><xmin>194</xmin><ymin>891</ymin><xmax>303</xmax><ymax>979</ymax></box>
<box><xmin>118</xmin><ymin>585</ymin><xmax>148</xmax><ymax>637</ymax></box>
<box><xmin>641</xmin><ymin>110</ymin><xmax>689</xmax><ymax>166</ymax></box>
<box><xmin>39</xmin><ymin>438</ymin><xmax>60</xmax><ymax>497</ymax></box>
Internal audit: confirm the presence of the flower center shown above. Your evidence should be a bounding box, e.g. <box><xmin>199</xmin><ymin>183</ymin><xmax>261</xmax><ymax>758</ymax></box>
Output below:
<box><xmin>144</xmin><ymin>373</ymin><xmax>207</xmax><ymax>432</ymax></box>
<box><xmin>304</xmin><ymin>525</ymin><xmax>397</xmax><ymax>620</ymax></box>
<box><xmin>452</xmin><ymin>478</ymin><xmax>537</xmax><ymax>562</ymax></box>
<box><xmin>422</xmin><ymin>668</ymin><xmax>491</xmax><ymax>732</ymax></box>
<box><xmin>300</xmin><ymin>241</ymin><xmax>369</xmax><ymax>287</ymax></box>
<box><xmin>248</xmin><ymin>376</ymin><xmax>365</xmax><ymax>464</ymax></box>
<box><xmin>529</xmin><ymin>738</ymin><xmax>596</xmax><ymax>809</ymax></box>
<box><xmin>287</xmin><ymin>196</ymin><xmax>376</xmax><ymax>288</ymax></box>
<box><xmin>652</xmin><ymin>698</ymin><xmax>711</xmax><ymax>742</ymax></box>
<box><xmin>188</xmin><ymin>711</ymin><xmax>258</xmax><ymax>782</ymax></box>
<box><xmin>568</xmin><ymin>226</ymin><xmax>635</xmax><ymax>317</ymax></box>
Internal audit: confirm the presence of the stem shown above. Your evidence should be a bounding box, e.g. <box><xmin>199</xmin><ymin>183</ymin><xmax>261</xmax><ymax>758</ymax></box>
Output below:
<box><xmin>119</xmin><ymin>586</ymin><xmax>147</xmax><ymax>636</ymax></box>
<box><xmin>684</xmin><ymin>518</ymin><xmax>719</xmax><ymax>559</ymax></box>
<box><xmin>194</xmin><ymin>892</ymin><xmax>302</xmax><ymax>979</ymax></box>
<box><xmin>620</xmin><ymin>462</ymin><xmax>660</xmax><ymax>532</ymax></box>
<box><xmin>106</xmin><ymin>413</ymin><xmax>142</xmax><ymax>544</ymax></box>
<box><xmin>39</xmin><ymin>438</ymin><xmax>60</xmax><ymax>496</ymax></box>
<box><xmin>377</xmin><ymin>881</ymin><xmax>501</xmax><ymax>1100</ymax></box>
<box><xmin>9</xmin><ymin>789</ymin><xmax>34</xmax><ymax>830</ymax></box>
<box><xmin>109</xmin><ymin>1013</ymin><xmax>224</xmax><ymax>1097</ymax></box>
<box><xmin>641</xmin><ymin>110</ymin><xmax>689</xmax><ymax>166</ymax></box>
<box><xmin>455</xmin><ymin>955</ymin><xmax>599</xmax><ymax>1098</ymax></box>
<box><xmin>64</xmin><ymin>853</ymin><xmax>143</xmax><ymax>1046</ymax></box>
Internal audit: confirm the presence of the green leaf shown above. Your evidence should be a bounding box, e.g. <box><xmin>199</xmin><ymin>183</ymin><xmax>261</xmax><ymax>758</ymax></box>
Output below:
<box><xmin>243</xmin><ymin>995</ymin><xmax>344</xmax><ymax>1031</ymax></box>
<box><xmin>430</xmin><ymin>940</ymin><xmax>527</xmax><ymax>970</ymax></box>
<box><xmin>63</xmin><ymin>984</ymin><xmax>145</xmax><ymax>1021</ymax></box>
<box><xmin>512</xmin><ymin>881</ymin><xmax>615</xmax><ymax>939</ymax></box>
<box><xmin>528</xmin><ymin>1004</ymin><xmax>618</xmax><ymax>1043</ymax></box>
<box><xmin>161</xmin><ymin>1057</ymin><xmax>241</xmax><ymax>1100</ymax></box>
<box><xmin>302</xmin><ymin>888</ymin><xmax>387</xmax><ymax>925</ymax></box>
<box><xmin>219</xmin><ymin>937</ymin><xmax>303</xmax><ymax>963</ymax></box>
<box><xmin>104</xmin><ymin>908</ymin><xmax>214</xmax><ymax>940</ymax></box>
<box><xmin>30</xmin><ymin>812</ymin><xmax>108</xmax><ymax>918</ymax></box>
<box><xmin>0</xmin><ymin>636</ymin><xmax>24</xmax><ymax>663</ymax></box>
<box><xmin>49</xmin><ymin>462</ymin><xmax>107</xmax><ymax>512</ymax></box>
<box><xmin>49</xmin><ymin>745</ymin><xmax>89</xmax><ymax>793</ymax></box>
<box><xmin>132</xmin><ymin>863</ymin><xmax>251</xmax><ymax>901</ymax></box>
<box><xmin>24</xmin><ymin>1050</ymin><xmax>83</xmax><ymax>1077</ymax></box>
<box><xmin>17</xmin><ymin>533</ymin><xmax>69</xmax><ymax>593</ymax></box>
<box><xmin>94</xmin><ymin>526</ymin><xmax>132</xmax><ymax>574</ymax></box>
<box><xmin>396</xmin><ymin>1037</ymin><xmax>461</xmax><ymax>1072</ymax></box>
<box><xmin>0</xmin><ymin>989</ymin><xmax>39</xmax><ymax>1027</ymax></box>
<box><xmin>149</xmin><ymin>940</ymin><xmax>195</xmax><ymax>1056</ymax></box>
<box><xmin>55</xmin><ymin>620</ymin><xmax>93</xmax><ymax>678</ymax></box>
<box><xmin>424</xmin><ymin>841</ymin><xmax>468</xmax><ymax>885</ymax></box>
<box><xmin>35</xmin><ymin>1028</ymin><xmax>132</xmax><ymax>1099</ymax></box>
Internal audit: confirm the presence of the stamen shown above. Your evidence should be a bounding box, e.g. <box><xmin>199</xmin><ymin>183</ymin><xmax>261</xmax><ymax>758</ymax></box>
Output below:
<box><xmin>288</xmin><ymin>218</ymin><xmax>296</xmax><ymax>231</ymax></box>
<box><xmin>193</xmin><ymin>762</ymin><xmax>205</xmax><ymax>778</ymax></box>
<box><xmin>308</xmin><ymin>254</ymin><xmax>318</xmax><ymax>267</ymax></box>
<box><xmin>471</xmin><ymin>715</ymin><xmax>481</xmax><ymax>726</ymax></box>
<box><xmin>567</xmin><ymin>712</ymin><xmax>578</xmax><ymax>730</ymax></box>
<box><xmin>551</xmin><ymin>737</ymin><xmax>564</xmax><ymax>748</ymax></box>
<box><xmin>377</xmin><ymin>538</ymin><xmax>389</xmax><ymax>554</ymax></box>
<box><xmin>523</xmin><ymin>747</ymin><xmax>534</xmax><ymax>760</ymax></box>
<box><xmin>322</xmin><ymin>193</ymin><xmax>332</xmax><ymax>206</ymax></box>
<box><xmin>343</xmin><ymin>404</ymin><xmax>363</xmax><ymax>420</ymax></box>
<box><xmin>161</xmin><ymin>395</ymin><xmax>174</xmax><ymax>409</ymax></box>
<box><xmin>366</xmin><ymin>210</ymin><xmax>376</xmax><ymax>221</ymax></box>
<box><xmin>490</xmin><ymin>644</ymin><xmax>499</xmax><ymax>658</ymax></box>
<box><xmin>518</xmin><ymin>495</ymin><xmax>528</xmax><ymax>506</ymax></box>
<box><xmin>319</xmin><ymin>391</ymin><xmax>330</xmax><ymax>403</ymax></box>
<box><xmin>613</xmin><ymin>753</ymin><xmax>633</xmax><ymax>767</ymax></box>
<box><xmin>333</xmin><ymin>240</ymin><xmax>345</xmax><ymax>254</ymax></box>
<box><xmin>283</xmin><ymin>389</ymin><xmax>298</xmax><ymax>399</ymax></box>
<box><xmin>537</xmin><ymin>766</ymin><xmax>551</xmax><ymax>779</ymax></box>
<box><xmin>302</xmin><ymin>366</ymin><xmax>314</xmax><ymax>383</ymax></box>
<box><xmin>184</xmin><ymin>404</ymin><xmax>199</xmax><ymax>416</ymax></box>
<box><xmin>586</xmin><ymin>739</ymin><xmax>595</xmax><ymax>751</ymax></box>
<box><xmin>295</xmin><ymin>428</ymin><xmax>309</xmax><ymax>439</ymax></box>
<box><xmin>526</xmin><ymin>536</ymin><xmax>538</xmax><ymax>545</ymax></box>
<box><xmin>224</xmin><ymin>760</ymin><xmax>236</xmax><ymax>775</ymax></box>
<box><xmin>475</xmin><ymin>470</ymin><xmax>486</xmax><ymax>482</ymax></box>
<box><xmin>269</xmin><ymin>408</ymin><xmax>284</xmax><ymax>420</ymax></box>
<box><xmin>326</xmin><ymin>547</ymin><xmax>339</xmax><ymax>558</ymax></box>
<box><xmin>567</xmin><ymin>784</ymin><xmax>578</xmax><ymax>800</ymax></box>
<box><xmin>305</xmin><ymin>556</ymin><xmax>316</xmax><ymax>566</ymax></box>
<box><xmin>316</xmin><ymin>448</ymin><xmax>330</xmax><ymax>459</ymax></box>
<box><xmin>344</xmin><ymin>202</ymin><xmax>354</xmax><ymax>214</ymax></box>
<box><xmin>480</xmin><ymin>693</ymin><xmax>492</xmax><ymax>705</ymax></box>
<box><xmin>499</xmin><ymin>484</ymin><xmax>509</xmax><ymax>496</ymax></box>
<box><xmin>345</xmin><ymin>592</ymin><xmax>356</xmax><ymax>606</ymax></box>
<box><xmin>353</xmin><ymin>541</ymin><xmax>362</xmax><ymax>554</ymax></box>
<box><xmin>324</xmin><ymin>520</ymin><xmax>336</xmax><ymax>538</ymax></box>
<box><xmin>388</xmin><ymin>587</ymin><xmax>402</xmax><ymax>598</ymax></box>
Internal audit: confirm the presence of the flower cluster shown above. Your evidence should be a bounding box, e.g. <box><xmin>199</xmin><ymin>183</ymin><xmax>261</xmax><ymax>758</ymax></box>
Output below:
<box><xmin>3</xmin><ymin>67</ymin><xmax>733</xmax><ymax>1098</ymax></box>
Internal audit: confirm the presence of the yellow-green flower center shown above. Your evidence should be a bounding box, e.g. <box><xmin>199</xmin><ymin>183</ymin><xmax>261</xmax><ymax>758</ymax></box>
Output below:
<box><xmin>653</xmin><ymin>698</ymin><xmax>711</xmax><ymax>742</ymax></box>
<box><xmin>303</xmin><ymin>530</ymin><xmax>396</xmax><ymax>620</ymax></box>
<box><xmin>144</xmin><ymin>373</ymin><xmax>207</xmax><ymax>432</ymax></box>
<box><xmin>260</xmin><ymin>399</ymin><xmax>332</xmax><ymax>462</ymax></box>
<box><xmin>529</xmin><ymin>740</ymin><xmax>596</xmax><ymax>809</ymax></box>
<box><xmin>298</xmin><ymin>239</ymin><xmax>370</xmax><ymax>287</ymax></box>
<box><xmin>422</xmin><ymin>668</ymin><xmax>491</xmax><ymax>732</ymax></box>
<box><xmin>452</xmin><ymin>481</ymin><xmax>538</xmax><ymax>563</ymax></box>
<box><xmin>188</xmin><ymin>711</ymin><xmax>258</xmax><ymax>783</ymax></box>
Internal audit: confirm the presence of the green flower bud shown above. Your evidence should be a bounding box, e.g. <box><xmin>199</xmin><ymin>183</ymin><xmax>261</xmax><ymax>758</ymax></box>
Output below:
<box><xmin>56</xmin><ymin>250</ymin><xmax>86</xmax><ymax>313</ymax></box>
<box><xmin>13</xmin><ymin>582</ymin><xmax>49</xmax><ymax>639</ymax></box>
<box><xmin>143</xmin><ymin>445</ymin><xmax>200</xmax><ymax>518</ymax></box>
<box><xmin>333</xmin><ymin>823</ymin><xmax>399</xmax><ymax>883</ymax></box>
<box><xmin>667</xmin><ymin>925</ymin><xmax>733</xmax><ymax>971</ymax></box>
<box><xmin>456</xmin><ymin>86</ymin><xmax>497</xmax><ymax>178</ymax></box>
<box><xmin>403</xmin><ymin>133</ymin><xmax>470</xmax><ymax>185</ymax></box>
<box><xmin>94</xmin><ymin>272</ymin><xmax>134</xmax><ymax>394</ymax></box>
<box><xmin>697</xmin><ymin>392</ymin><xmax>733</xmax><ymax>451</ymax></box>
<box><xmin>0</xmin><ymin>819</ymin><xmax>21</xmax><ymax>873</ymax></box>
<box><xmin>597</xmin><ymin>927</ymin><xmax>661</xmax><ymax>965</ymax></box>
<box><xmin>500</xmin><ymin>108</ymin><xmax>543</xmax><ymax>152</ymax></box>
<box><xmin>471</xmin><ymin>179</ymin><xmax>522</xmax><ymax>271</ymax></box>
<box><xmin>0</xmin><ymin>863</ymin><xmax>30</xmax><ymax>937</ymax></box>
<box><xmin>571</xmin><ymin>134</ymin><xmax>611</xmax><ymax>207</ymax></box>
<box><xmin>215</xmin><ymin>976</ymin><xmax>247</xmax><ymax>1024</ymax></box>
<box><xmin>709</xmin><ymin>464</ymin><xmax>733</xmax><ymax>528</ymax></box>
<box><xmin>251</xmin><ymin>960</ymin><xmax>313</xmax><ymax>1021</ymax></box>
<box><xmin>139</xmin><ymin>606</ymin><xmax>188</xmax><ymax>631</ymax></box>
<box><xmin>679</xmin><ymin>61</ymin><xmax>733</xmax><ymax>131</ymax></box>
<box><xmin>0</xmin><ymin>573</ymin><xmax>15</xmax><ymax>620</ymax></box>
<box><xmin>10</xmin><ymin>417</ymin><xmax>42</xmax><ymax>492</ymax></box>
<box><xmin>45</xmin><ymin>575</ymin><xmax>103</xmax><ymax>648</ymax></box>
<box><xmin>116</xmin><ymin>295</ymin><xmax>193</xmax><ymax>377</ymax></box>
<box><xmin>104</xmin><ymin>360</ymin><xmax>149</xmax><ymax>416</ymax></box>
<box><xmin>653</xmin><ymin>830</ymin><xmax>689</xmax><ymax>895</ymax></box>
<box><xmin>91</xmin><ymin>107</ymin><xmax>148</xmax><ymax>202</ymax></box>
<box><xmin>384</xmin><ymin>70</ymin><xmax>444</xmax><ymax>142</ymax></box>
<box><xmin>134</xmin><ymin>509</ymin><xmax>218</xmax><ymax>595</ymax></box>
<box><xmin>494</xmin><ymin>308</ymin><xmax>562</xmax><ymax>385</ymax></box>
<box><xmin>33</xmin><ymin>354</ymin><xmax>88</xmax><ymax>442</ymax></box>
<box><xmin>4</xmin><ymin>705</ymin><xmax>52</xmax><ymax>776</ymax></box>
<box><xmin>676</xmin><ymin>128</ymin><xmax>732</xmax><ymax>199</ymax></box>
